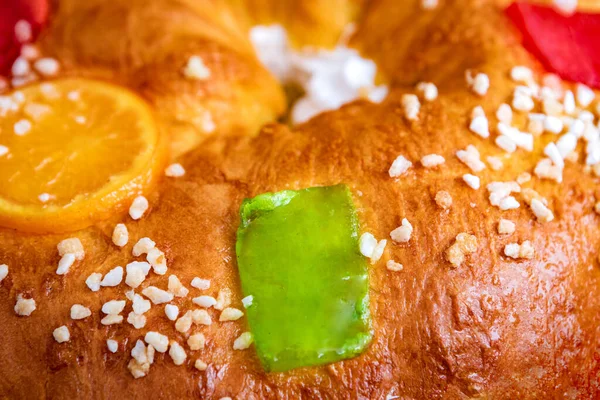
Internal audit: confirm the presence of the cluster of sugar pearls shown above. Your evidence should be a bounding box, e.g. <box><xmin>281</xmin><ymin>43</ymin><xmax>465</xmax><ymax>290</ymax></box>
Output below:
<box><xmin>14</xmin><ymin>209</ymin><xmax>248</xmax><ymax>381</ymax></box>
<box><xmin>5</xmin><ymin>20</ymin><xmax>61</xmax><ymax>90</ymax></box>
<box><xmin>250</xmin><ymin>25</ymin><xmax>388</xmax><ymax>125</ymax></box>
<box><xmin>495</xmin><ymin>66</ymin><xmax>600</xmax><ymax>184</ymax></box>
<box><xmin>359</xmin><ymin>232</ymin><xmax>387</xmax><ymax>264</ymax></box>
<box><xmin>379</xmin><ymin>66</ymin><xmax>600</xmax><ymax>270</ymax></box>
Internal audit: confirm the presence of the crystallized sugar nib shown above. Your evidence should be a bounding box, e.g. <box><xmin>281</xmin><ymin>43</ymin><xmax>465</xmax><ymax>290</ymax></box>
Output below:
<box><xmin>421</xmin><ymin>154</ymin><xmax>445</xmax><ymax>168</ymax></box>
<box><xmin>542</xmin><ymin>97</ymin><xmax>563</xmax><ymax>116</ymax></box>
<box><xmin>133</xmin><ymin>237</ymin><xmax>155</xmax><ymax>256</ymax></box>
<box><xmin>145</xmin><ymin>332</ymin><xmax>169</xmax><ymax>353</ymax></box>
<box><xmin>504</xmin><ymin>241</ymin><xmax>535</xmax><ymax>259</ymax></box>
<box><xmin>107</xmin><ymin>340</ymin><xmax>119</xmax><ymax>353</ymax></box>
<box><xmin>129</xmin><ymin>195</ymin><xmax>149</xmax><ymax>220</ymax></box>
<box><xmin>128</xmin><ymin>341</ymin><xmax>152</xmax><ymax>378</ymax></box>
<box><xmin>556</xmin><ymin>132</ymin><xmax>578</xmax><ymax>158</ymax></box>
<box><xmin>112</xmin><ymin>224</ymin><xmax>129</xmax><ymax>247</ymax></box>
<box><xmin>469</xmin><ymin>114</ymin><xmax>489</xmax><ymax>138</ymax></box>
<box><xmin>497</xmin><ymin>219</ymin><xmax>516</xmax><ymax>235</ymax></box>
<box><xmin>24</xmin><ymin>103</ymin><xmax>52</xmax><ymax>121</ymax></box>
<box><xmin>371</xmin><ymin>239</ymin><xmax>387</xmax><ymax>265</ymax></box>
<box><xmin>142</xmin><ymin>286</ymin><xmax>174</xmax><ymax>304</ymax></box>
<box><xmin>435</xmin><ymin>191</ymin><xmax>452</xmax><ymax>209</ymax></box>
<box><xmin>169</xmin><ymin>341</ymin><xmax>187</xmax><ymax>365</ymax></box>
<box><xmin>576</xmin><ymin>83</ymin><xmax>595</xmax><ymax>107</ymax></box>
<box><xmin>192</xmin><ymin>309</ymin><xmax>212</xmax><ymax>326</ymax></box>
<box><xmin>168</xmin><ymin>275</ymin><xmax>189</xmax><ymax>297</ymax></box>
<box><xmin>127</xmin><ymin>312</ymin><xmax>147</xmax><ymax>329</ymax></box>
<box><xmin>401</xmin><ymin>94</ymin><xmax>420</xmax><ymax>121</ymax></box>
<box><xmin>34</xmin><ymin>58</ymin><xmax>60</xmax><ymax>77</ymax></box>
<box><xmin>456</xmin><ymin>145</ymin><xmax>485</xmax><ymax>172</ymax></box>
<box><xmin>496</xmin><ymin>135</ymin><xmax>517</xmax><ymax>153</ymax></box>
<box><xmin>125</xmin><ymin>261</ymin><xmax>150</xmax><ymax>288</ymax></box>
<box><xmin>38</xmin><ymin>193</ymin><xmax>51</xmax><ymax>203</ymax></box>
<box><xmin>132</xmin><ymin>340</ymin><xmax>155</xmax><ymax>365</ymax></box>
<box><xmin>390</xmin><ymin>218</ymin><xmax>413</xmax><ymax>243</ymax></box>
<box><xmin>165</xmin><ymin>304</ymin><xmax>179</xmax><ymax>321</ymax></box>
<box><xmin>86</xmin><ymin>272</ymin><xmax>102</xmax><ymax>292</ymax></box>
<box><xmin>510</xmin><ymin>66</ymin><xmax>533</xmax><ymax>83</ymax></box>
<box><xmin>446</xmin><ymin>233</ymin><xmax>478</xmax><ymax>268</ymax></box>
<box><xmin>242</xmin><ymin>295</ymin><xmax>253</xmax><ymax>308</ymax></box>
<box><xmin>57</xmin><ymin>237</ymin><xmax>85</xmax><ymax>260</ymax></box>
<box><xmin>496</xmin><ymin>103</ymin><xmax>513</xmax><ymax>124</ymax></box>
<box><xmin>416</xmin><ymin>82</ymin><xmax>438</xmax><ymax>101</ymax></box>
<box><xmin>233</xmin><ymin>332</ymin><xmax>254</xmax><ymax>350</ymax></box>
<box><xmin>359</xmin><ymin>232</ymin><xmax>377</xmax><ymax>257</ymax></box>
<box><xmin>504</xmin><ymin>244</ymin><xmax>520</xmax><ymax>259</ymax></box>
<box><xmin>14</xmin><ymin>294</ymin><xmax>36</xmax><ymax>316</ymax></box>
<box><xmin>530</xmin><ymin>199</ymin><xmax>554</xmax><ymax>222</ymax></box>
<box><xmin>544</xmin><ymin>143</ymin><xmax>564</xmax><ymax>168</ymax></box>
<box><xmin>14</xmin><ymin>119</ymin><xmax>32</xmax><ymax>136</ymax></box>
<box><xmin>421</xmin><ymin>0</ymin><xmax>438</xmax><ymax>9</ymax></box>
<box><xmin>389</xmin><ymin>155</ymin><xmax>412</xmax><ymax>177</ymax></box>
<box><xmin>21</xmin><ymin>103</ymin><xmax>50</xmax><ymax>124</ymax></box>
<box><xmin>14</xmin><ymin>20</ymin><xmax>32</xmax><ymax>43</ymax></box>
<box><xmin>467</xmin><ymin>71</ymin><xmax>490</xmax><ymax>96</ymax></box>
<box><xmin>193</xmin><ymin>295</ymin><xmax>217</xmax><ymax>308</ymax></box>
<box><xmin>544</xmin><ymin>116</ymin><xmax>563</xmax><ymax>134</ymax></box>
<box><xmin>516</xmin><ymin>172</ymin><xmax>531</xmax><ymax>185</ymax></box>
<box><xmin>102</xmin><ymin>300</ymin><xmax>126</xmax><ymax>315</ymax></box>
<box><xmin>165</xmin><ymin>163</ymin><xmax>186</xmax><ymax>177</ymax></box>
<box><xmin>528</xmin><ymin>115</ymin><xmax>545</xmax><ymax>137</ymax></box>
<box><xmin>146</xmin><ymin>247</ymin><xmax>167</xmax><ymax>275</ymax></box>
<box><xmin>70</xmin><ymin>304</ymin><xmax>91</xmax><ymax>320</ymax></box>
<box><xmin>0</xmin><ymin>264</ymin><xmax>8</xmax><ymax>283</ymax></box>
<box><xmin>101</xmin><ymin>266</ymin><xmax>124</xmax><ymax>287</ymax></box>
<box><xmin>175</xmin><ymin>311</ymin><xmax>193</xmax><ymax>333</ymax></box>
<box><xmin>534</xmin><ymin>158</ymin><xmax>563</xmax><ymax>183</ymax></box>
<box><xmin>359</xmin><ymin>233</ymin><xmax>387</xmax><ymax>264</ymax></box>
<box><xmin>497</xmin><ymin>123</ymin><xmax>533</xmax><ymax>151</ymax></box>
<box><xmin>462</xmin><ymin>174</ymin><xmax>480</xmax><ymax>190</ymax></box>
<box><xmin>386</xmin><ymin>260</ymin><xmax>404</xmax><ymax>272</ymax></box>
<box><xmin>215</xmin><ymin>288</ymin><xmax>232</xmax><ymax>311</ymax></box>
<box><xmin>195</xmin><ymin>360</ymin><xmax>208</xmax><ymax>371</ymax></box>
<box><xmin>183</xmin><ymin>55</ymin><xmax>211</xmax><ymax>80</ymax></box>
<box><xmin>53</xmin><ymin>326</ymin><xmax>70</xmax><ymax>343</ymax></box>
<box><xmin>187</xmin><ymin>333</ymin><xmax>206</xmax><ymax>351</ymax></box>
<box><xmin>564</xmin><ymin>90</ymin><xmax>576</xmax><ymax>115</ymax></box>
<box><xmin>512</xmin><ymin>92</ymin><xmax>534</xmax><ymax>112</ymax></box>
<box><xmin>191</xmin><ymin>277</ymin><xmax>210</xmax><ymax>290</ymax></box>
<box><xmin>12</xmin><ymin>57</ymin><xmax>30</xmax><ymax>77</ymax></box>
<box><xmin>219</xmin><ymin>307</ymin><xmax>244</xmax><ymax>322</ymax></box>
<box><xmin>132</xmin><ymin>293</ymin><xmax>151</xmax><ymax>314</ymax></box>
<box><xmin>487</xmin><ymin>181</ymin><xmax>521</xmax><ymax>210</ymax></box>
<box><xmin>56</xmin><ymin>253</ymin><xmax>75</xmax><ymax>275</ymax></box>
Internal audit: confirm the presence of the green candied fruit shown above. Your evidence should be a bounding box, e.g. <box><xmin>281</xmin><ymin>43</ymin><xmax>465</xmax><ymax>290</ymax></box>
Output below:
<box><xmin>235</xmin><ymin>184</ymin><xmax>372</xmax><ymax>372</ymax></box>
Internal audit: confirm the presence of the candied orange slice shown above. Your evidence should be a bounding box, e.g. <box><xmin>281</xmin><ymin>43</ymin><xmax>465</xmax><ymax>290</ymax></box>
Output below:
<box><xmin>0</xmin><ymin>78</ymin><xmax>166</xmax><ymax>233</ymax></box>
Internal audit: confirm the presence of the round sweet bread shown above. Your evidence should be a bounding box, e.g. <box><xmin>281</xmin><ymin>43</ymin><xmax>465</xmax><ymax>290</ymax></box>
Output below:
<box><xmin>1</xmin><ymin>0</ymin><xmax>600</xmax><ymax>399</ymax></box>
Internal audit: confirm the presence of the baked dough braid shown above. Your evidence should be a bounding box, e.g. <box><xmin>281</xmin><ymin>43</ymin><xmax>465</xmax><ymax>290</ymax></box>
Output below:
<box><xmin>38</xmin><ymin>0</ymin><xmax>286</xmax><ymax>158</ymax></box>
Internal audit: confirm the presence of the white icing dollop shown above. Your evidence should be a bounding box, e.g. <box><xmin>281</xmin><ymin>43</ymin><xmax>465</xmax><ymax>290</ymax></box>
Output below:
<box><xmin>250</xmin><ymin>25</ymin><xmax>387</xmax><ymax>125</ymax></box>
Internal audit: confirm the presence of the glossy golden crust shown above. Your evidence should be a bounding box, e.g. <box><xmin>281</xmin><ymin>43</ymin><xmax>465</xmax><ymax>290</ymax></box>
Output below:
<box><xmin>1</xmin><ymin>0</ymin><xmax>600</xmax><ymax>399</ymax></box>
